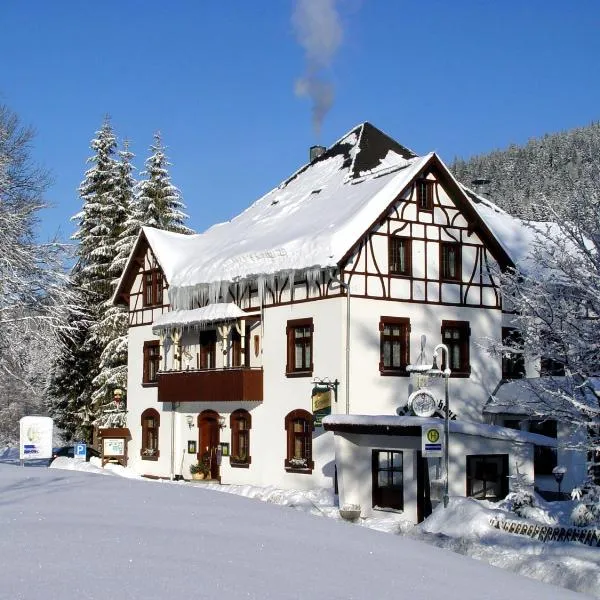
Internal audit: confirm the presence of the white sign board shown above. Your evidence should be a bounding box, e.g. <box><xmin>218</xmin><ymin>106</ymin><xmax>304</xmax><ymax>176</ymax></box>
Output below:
<box><xmin>103</xmin><ymin>438</ymin><xmax>125</xmax><ymax>456</ymax></box>
<box><xmin>19</xmin><ymin>416</ymin><xmax>53</xmax><ymax>460</ymax></box>
<box><xmin>422</xmin><ymin>424</ymin><xmax>443</xmax><ymax>458</ymax></box>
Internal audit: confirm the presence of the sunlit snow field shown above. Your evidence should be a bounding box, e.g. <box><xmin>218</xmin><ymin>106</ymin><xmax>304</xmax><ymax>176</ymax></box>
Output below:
<box><xmin>0</xmin><ymin>449</ymin><xmax>597</xmax><ymax>599</ymax></box>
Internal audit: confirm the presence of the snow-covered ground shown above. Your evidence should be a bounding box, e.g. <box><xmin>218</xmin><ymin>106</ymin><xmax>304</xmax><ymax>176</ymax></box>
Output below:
<box><xmin>0</xmin><ymin>451</ymin><xmax>596</xmax><ymax>599</ymax></box>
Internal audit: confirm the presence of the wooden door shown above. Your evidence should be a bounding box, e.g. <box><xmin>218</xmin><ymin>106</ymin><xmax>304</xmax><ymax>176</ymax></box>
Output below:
<box><xmin>198</xmin><ymin>410</ymin><xmax>221</xmax><ymax>480</ymax></box>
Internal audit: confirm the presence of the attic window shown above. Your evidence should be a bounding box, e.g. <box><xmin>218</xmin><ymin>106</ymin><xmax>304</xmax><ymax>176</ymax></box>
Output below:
<box><xmin>416</xmin><ymin>179</ymin><xmax>434</xmax><ymax>211</ymax></box>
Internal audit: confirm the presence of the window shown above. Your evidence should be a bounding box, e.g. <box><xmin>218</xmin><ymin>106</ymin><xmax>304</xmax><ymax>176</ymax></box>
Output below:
<box><xmin>540</xmin><ymin>356</ymin><xmax>565</xmax><ymax>377</ymax></box>
<box><xmin>529</xmin><ymin>420</ymin><xmax>557</xmax><ymax>475</ymax></box>
<box><xmin>231</xmin><ymin>328</ymin><xmax>242</xmax><ymax>368</ymax></box>
<box><xmin>143</xmin><ymin>341</ymin><xmax>161</xmax><ymax>385</ymax></box>
<box><xmin>441</xmin><ymin>320</ymin><xmax>470</xmax><ymax>376</ymax></box>
<box><xmin>143</xmin><ymin>269</ymin><xmax>163</xmax><ymax>307</ymax></box>
<box><xmin>285</xmin><ymin>409</ymin><xmax>314</xmax><ymax>472</ymax></box>
<box><xmin>372</xmin><ymin>450</ymin><xmax>404</xmax><ymax>511</ymax></box>
<box><xmin>389</xmin><ymin>237</ymin><xmax>411</xmax><ymax>276</ymax></box>
<box><xmin>540</xmin><ymin>331</ymin><xmax>565</xmax><ymax>376</ymax></box>
<box><xmin>466</xmin><ymin>454</ymin><xmax>509</xmax><ymax>501</ymax></box>
<box><xmin>440</xmin><ymin>243</ymin><xmax>461</xmax><ymax>281</ymax></box>
<box><xmin>416</xmin><ymin>179</ymin><xmax>434</xmax><ymax>211</ymax></box>
<box><xmin>286</xmin><ymin>318</ymin><xmax>313</xmax><ymax>377</ymax></box>
<box><xmin>199</xmin><ymin>330</ymin><xmax>217</xmax><ymax>369</ymax></box>
<box><xmin>230</xmin><ymin>409</ymin><xmax>251</xmax><ymax>466</ymax></box>
<box><xmin>379</xmin><ymin>317</ymin><xmax>410</xmax><ymax>375</ymax></box>
<box><xmin>502</xmin><ymin>328</ymin><xmax>525</xmax><ymax>379</ymax></box>
<box><xmin>141</xmin><ymin>408</ymin><xmax>160</xmax><ymax>459</ymax></box>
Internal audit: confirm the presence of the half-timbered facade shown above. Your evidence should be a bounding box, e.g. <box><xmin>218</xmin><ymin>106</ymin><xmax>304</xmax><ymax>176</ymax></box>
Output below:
<box><xmin>114</xmin><ymin>122</ymin><xmax>563</xmax><ymax>522</ymax></box>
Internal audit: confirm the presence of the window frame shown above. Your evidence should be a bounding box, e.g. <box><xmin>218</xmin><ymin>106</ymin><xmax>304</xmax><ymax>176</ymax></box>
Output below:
<box><xmin>143</xmin><ymin>340</ymin><xmax>161</xmax><ymax>386</ymax></box>
<box><xmin>140</xmin><ymin>408</ymin><xmax>160</xmax><ymax>460</ymax></box>
<box><xmin>379</xmin><ymin>316</ymin><xmax>410</xmax><ymax>376</ymax></box>
<box><xmin>372</xmin><ymin>450</ymin><xmax>404</xmax><ymax>511</ymax></box>
<box><xmin>466</xmin><ymin>454</ymin><xmax>509</xmax><ymax>501</ymax></box>
<box><xmin>501</xmin><ymin>327</ymin><xmax>525</xmax><ymax>379</ymax></box>
<box><xmin>441</xmin><ymin>320</ymin><xmax>471</xmax><ymax>377</ymax></box>
<box><xmin>230</xmin><ymin>409</ymin><xmax>251</xmax><ymax>467</ymax></box>
<box><xmin>529</xmin><ymin>420</ymin><xmax>558</xmax><ymax>475</ymax></box>
<box><xmin>440</xmin><ymin>242</ymin><xmax>462</xmax><ymax>281</ymax></box>
<box><xmin>416</xmin><ymin>179</ymin><xmax>434</xmax><ymax>212</ymax></box>
<box><xmin>285</xmin><ymin>318</ymin><xmax>314</xmax><ymax>378</ymax></box>
<box><xmin>284</xmin><ymin>409</ymin><xmax>314</xmax><ymax>473</ymax></box>
<box><xmin>143</xmin><ymin>269</ymin><xmax>164</xmax><ymax>307</ymax></box>
<box><xmin>199</xmin><ymin>330</ymin><xmax>217</xmax><ymax>370</ymax></box>
<box><xmin>388</xmin><ymin>236</ymin><xmax>412</xmax><ymax>277</ymax></box>
<box><xmin>231</xmin><ymin>328</ymin><xmax>242</xmax><ymax>368</ymax></box>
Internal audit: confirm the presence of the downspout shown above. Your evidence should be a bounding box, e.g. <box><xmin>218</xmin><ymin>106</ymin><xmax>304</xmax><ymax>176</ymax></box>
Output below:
<box><xmin>332</xmin><ymin>276</ymin><xmax>351</xmax><ymax>415</ymax></box>
<box><xmin>170</xmin><ymin>401</ymin><xmax>177</xmax><ymax>481</ymax></box>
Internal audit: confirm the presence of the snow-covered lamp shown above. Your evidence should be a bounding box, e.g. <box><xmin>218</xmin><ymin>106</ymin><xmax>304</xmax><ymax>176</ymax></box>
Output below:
<box><xmin>113</xmin><ymin>388</ymin><xmax>124</xmax><ymax>410</ymax></box>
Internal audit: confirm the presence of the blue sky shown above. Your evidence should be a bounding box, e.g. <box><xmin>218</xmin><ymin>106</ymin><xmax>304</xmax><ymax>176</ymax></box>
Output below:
<box><xmin>2</xmin><ymin>1</ymin><xmax>599</xmax><ymax>241</ymax></box>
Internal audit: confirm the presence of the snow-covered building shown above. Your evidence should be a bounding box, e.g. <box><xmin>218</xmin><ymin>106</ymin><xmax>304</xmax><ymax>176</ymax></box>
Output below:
<box><xmin>114</xmin><ymin>122</ymin><xmax>569</xmax><ymax>523</ymax></box>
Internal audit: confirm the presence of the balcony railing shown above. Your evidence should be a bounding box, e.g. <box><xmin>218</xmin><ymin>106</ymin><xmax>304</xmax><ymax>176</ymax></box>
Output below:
<box><xmin>157</xmin><ymin>367</ymin><xmax>263</xmax><ymax>403</ymax></box>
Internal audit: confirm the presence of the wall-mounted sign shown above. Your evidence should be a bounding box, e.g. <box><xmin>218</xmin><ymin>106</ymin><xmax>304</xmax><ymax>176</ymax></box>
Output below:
<box><xmin>103</xmin><ymin>438</ymin><xmax>125</xmax><ymax>456</ymax></box>
<box><xmin>188</xmin><ymin>440</ymin><xmax>197</xmax><ymax>454</ymax></box>
<box><xmin>408</xmin><ymin>389</ymin><xmax>437</xmax><ymax>418</ymax></box>
<box><xmin>312</xmin><ymin>389</ymin><xmax>332</xmax><ymax>426</ymax></box>
<box><xmin>422</xmin><ymin>424</ymin><xmax>443</xmax><ymax>458</ymax></box>
<box><xmin>19</xmin><ymin>416</ymin><xmax>53</xmax><ymax>460</ymax></box>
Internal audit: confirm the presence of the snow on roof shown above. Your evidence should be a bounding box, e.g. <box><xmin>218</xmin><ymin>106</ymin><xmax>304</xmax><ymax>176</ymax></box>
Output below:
<box><xmin>138</xmin><ymin>123</ymin><xmax>430</xmax><ymax>308</ymax></box>
<box><xmin>484</xmin><ymin>377</ymin><xmax>599</xmax><ymax>417</ymax></box>
<box><xmin>322</xmin><ymin>414</ymin><xmax>556</xmax><ymax>446</ymax></box>
<box><xmin>152</xmin><ymin>303</ymin><xmax>251</xmax><ymax>333</ymax></box>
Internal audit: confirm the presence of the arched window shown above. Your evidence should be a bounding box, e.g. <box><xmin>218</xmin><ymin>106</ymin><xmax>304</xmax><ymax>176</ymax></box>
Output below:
<box><xmin>230</xmin><ymin>409</ymin><xmax>251</xmax><ymax>467</ymax></box>
<box><xmin>141</xmin><ymin>408</ymin><xmax>160</xmax><ymax>460</ymax></box>
<box><xmin>284</xmin><ymin>409</ymin><xmax>314</xmax><ymax>472</ymax></box>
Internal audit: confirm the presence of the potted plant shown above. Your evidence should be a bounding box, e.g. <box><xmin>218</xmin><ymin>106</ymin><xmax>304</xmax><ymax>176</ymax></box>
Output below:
<box><xmin>190</xmin><ymin>455</ymin><xmax>211</xmax><ymax>480</ymax></box>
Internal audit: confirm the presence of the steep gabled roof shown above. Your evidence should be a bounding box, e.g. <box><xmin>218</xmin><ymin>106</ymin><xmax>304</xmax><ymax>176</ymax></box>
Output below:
<box><xmin>114</xmin><ymin>122</ymin><xmax>516</xmax><ymax>309</ymax></box>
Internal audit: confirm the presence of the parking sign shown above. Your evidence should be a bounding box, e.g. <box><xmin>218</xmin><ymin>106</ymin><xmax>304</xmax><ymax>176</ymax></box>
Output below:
<box><xmin>74</xmin><ymin>443</ymin><xmax>87</xmax><ymax>461</ymax></box>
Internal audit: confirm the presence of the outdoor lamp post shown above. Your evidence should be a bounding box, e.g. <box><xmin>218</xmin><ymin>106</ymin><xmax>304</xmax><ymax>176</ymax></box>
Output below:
<box><xmin>113</xmin><ymin>388</ymin><xmax>124</xmax><ymax>410</ymax></box>
<box><xmin>552</xmin><ymin>465</ymin><xmax>567</xmax><ymax>498</ymax></box>
<box><xmin>430</xmin><ymin>343</ymin><xmax>451</xmax><ymax>508</ymax></box>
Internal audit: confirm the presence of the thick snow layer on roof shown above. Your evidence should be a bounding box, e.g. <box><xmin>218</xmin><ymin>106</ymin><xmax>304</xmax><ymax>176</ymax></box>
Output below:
<box><xmin>139</xmin><ymin>123</ymin><xmax>430</xmax><ymax>307</ymax></box>
<box><xmin>152</xmin><ymin>303</ymin><xmax>250</xmax><ymax>332</ymax></box>
<box><xmin>322</xmin><ymin>414</ymin><xmax>556</xmax><ymax>446</ymax></box>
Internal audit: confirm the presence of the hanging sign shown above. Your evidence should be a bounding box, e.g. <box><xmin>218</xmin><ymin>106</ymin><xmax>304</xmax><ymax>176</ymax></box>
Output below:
<box><xmin>422</xmin><ymin>424</ymin><xmax>443</xmax><ymax>458</ymax></box>
<box><xmin>312</xmin><ymin>388</ymin><xmax>332</xmax><ymax>426</ymax></box>
<box><xmin>408</xmin><ymin>389</ymin><xmax>437</xmax><ymax>418</ymax></box>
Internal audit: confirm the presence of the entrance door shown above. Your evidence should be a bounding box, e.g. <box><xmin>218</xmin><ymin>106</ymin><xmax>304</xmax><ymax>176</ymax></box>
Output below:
<box><xmin>198</xmin><ymin>410</ymin><xmax>221</xmax><ymax>480</ymax></box>
<box><xmin>372</xmin><ymin>450</ymin><xmax>403</xmax><ymax>510</ymax></box>
<box><xmin>416</xmin><ymin>451</ymin><xmax>432</xmax><ymax>523</ymax></box>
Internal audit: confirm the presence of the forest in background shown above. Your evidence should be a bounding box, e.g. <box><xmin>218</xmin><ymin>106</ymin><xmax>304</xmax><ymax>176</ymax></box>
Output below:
<box><xmin>452</xmin><ymin>121</ymin><xmax>600</xmax><ymax>220</ymax></box>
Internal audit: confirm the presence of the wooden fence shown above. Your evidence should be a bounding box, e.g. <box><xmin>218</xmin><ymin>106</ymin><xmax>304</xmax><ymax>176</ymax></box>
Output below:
<box><xmin>489</xmin><ymin>516</ymin><xmax>600</xmax><ymax>547</ymax></box>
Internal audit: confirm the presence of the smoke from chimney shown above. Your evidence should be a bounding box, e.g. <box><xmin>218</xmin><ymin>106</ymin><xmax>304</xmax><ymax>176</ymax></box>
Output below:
<box><xmin>292</xmin><ymin>0</ymin><xmax>343</xmax><ymax>137</ymax></box>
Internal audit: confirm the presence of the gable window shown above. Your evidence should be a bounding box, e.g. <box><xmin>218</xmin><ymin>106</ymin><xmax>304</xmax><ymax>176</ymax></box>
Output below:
<box><xmin>230</xmin><ymin>409</ymin><xmax>251</xmax><ymax>466</ymax></box>
<box><xmin>441</xmin><ymin>320</ymin><xmax>470</xmax><ymax>376</ymax></box>
<box><xmin>286</xmin><ymin>318</ymin><xmax>313</xmax><ymax>377</ymax></box>
<box><xmin>143</xmin><ymin>269</ymin><xmax>163</xmax><ymax>307</ymax></box>
<box><xmin>285</xmin><ymin>409</ymin><xmax>314</xmax><ymax>472</ymax></box>
<box><xmin>379</xmin><ymin>317</ymin><xmax>410</xmax><ymax>375</ymax></box>
<box><xmin>199</xmin><ymin>330</ymin><xmax>217</xmax><ymax>369</ymax></box>
<box><xmin>416</xmin><ymin>179</ymin><xmax>434</xmax><ymax>211</ymax></box>
<box><xmin>389</xmin><ymin>237</ymin><xmax>411</xmax><ymax>276</ymax></box>
<box><xmin>440</xmin><ymin>243</ymin><xmax>461</xmax><ymax>281</ymax></box>
<box><xmin>466</xmin><ymin>454</ymin><xmax>509</xmax><ymax>501</ymax></box>
<box><xmin>502</xmin><ymin>327</ymin><xmax>525</xmax><ymax>379</ymax></box>
<box><xmin>143</xmin><ymin>341</ymin><xmax>161</xmax><ymax>385</ymax></box>
<box><xmin>529</xmin><ymin>420</ymin><xmax>558</xmax><ymax>475</ymax></box>
<box><xmin>372</xmin><ymin>450</ymin><xmax>404</xmax><ymax>511</ymax></box>
<box><xmin>141</xmin><ymin>408</ymin><xmax>160</xmax><ymax>460</ymax></box>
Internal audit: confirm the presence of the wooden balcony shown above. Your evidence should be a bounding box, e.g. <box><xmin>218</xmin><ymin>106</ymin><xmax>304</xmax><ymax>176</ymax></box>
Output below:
<box><xmin>157</xmin><ymin>367</ymin><xmax>263</xmax><ymax>403</ymax></box>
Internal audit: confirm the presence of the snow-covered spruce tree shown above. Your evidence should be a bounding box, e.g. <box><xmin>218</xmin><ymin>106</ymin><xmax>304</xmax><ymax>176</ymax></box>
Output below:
<box><xmin>135</xmin><ymin>132</ymin><xmax>193</xmax><ymax>234</ymax></box>
<box><xmin>500</xmin><ymin>189</ymin><xmax>600</xmax><ymax>481</ymax></box>
<box><xmin>90</xmin><ymin>142</ymin><xmax>136</xmax><ymax>427</ymax></box>
<box><xmin>49</xmin><ymin>118</ymin><xmax>122</xmax><ymax>438</ymax></box>
<box><xmin>0</xmin><ymin>104</ymin><xmax>75</xmax><ymax>444</ymax></box>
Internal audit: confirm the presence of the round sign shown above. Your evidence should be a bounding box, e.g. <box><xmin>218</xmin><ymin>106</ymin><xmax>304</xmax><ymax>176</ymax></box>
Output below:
<box><xmin>408</xmin><ymin>389</ymin><xmax>437</xmax><ymax>418</ymax></box>
<box><xmin>426</xmin><ymin>428</ymin><xmax>440</xmax><ymax>443</ymax></box>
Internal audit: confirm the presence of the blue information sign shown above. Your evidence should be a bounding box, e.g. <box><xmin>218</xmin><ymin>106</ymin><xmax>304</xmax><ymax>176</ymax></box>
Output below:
<box><xmin>74</xmin><ymin>443</ymin><xmax>87</xmax><ymax>460</ymax></box>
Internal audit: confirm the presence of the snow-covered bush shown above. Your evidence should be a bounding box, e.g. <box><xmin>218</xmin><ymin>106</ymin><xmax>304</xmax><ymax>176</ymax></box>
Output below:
<box><xmin>503</xmin><ymin>490</ymin><xmax>536</xmax><ymax>518</ymax></box>
<box><xmin>571</xmin><ymin>482</ymin><xmax>600</xmax><ymax>527</ymax></box>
